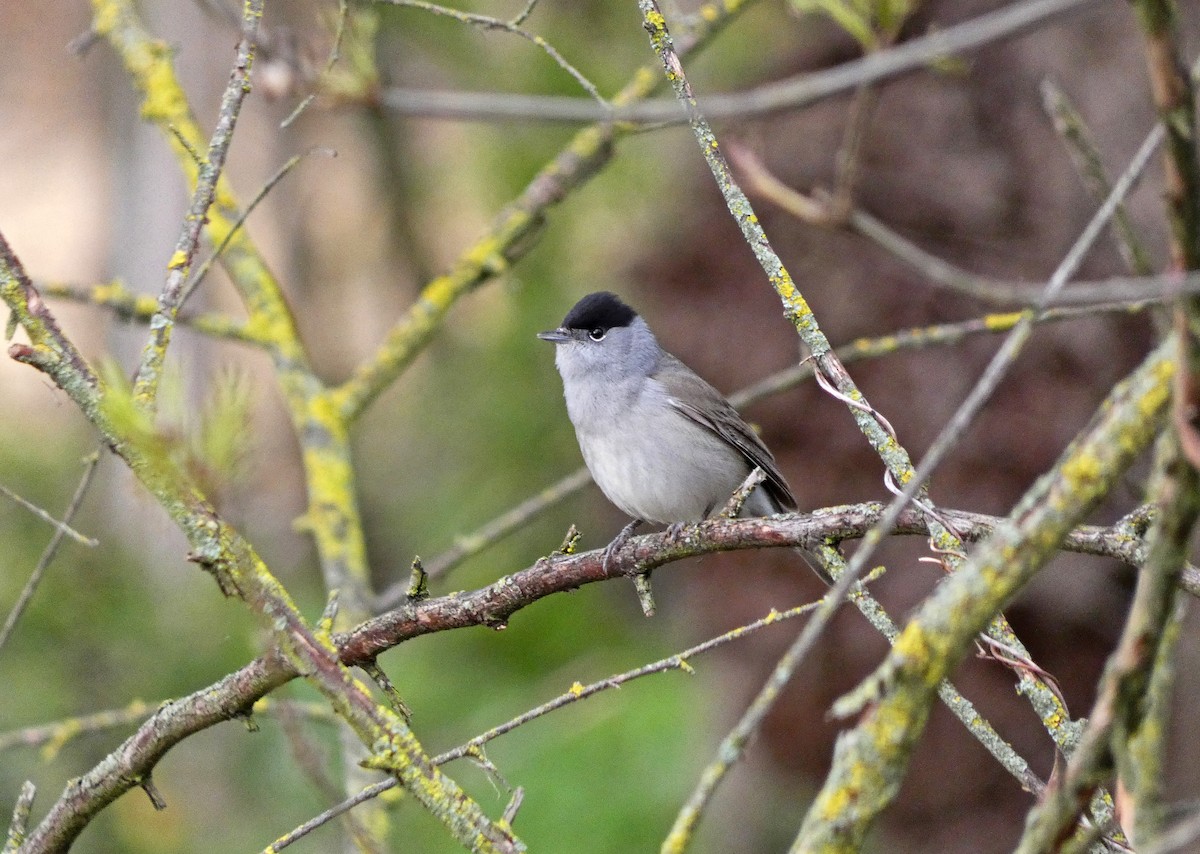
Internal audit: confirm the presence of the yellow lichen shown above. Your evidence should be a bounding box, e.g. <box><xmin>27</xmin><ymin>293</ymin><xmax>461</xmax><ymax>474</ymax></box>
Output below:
<box><xmin>983</xmin><ymin>311</ymin><xmax>1023</xmax><ymax>331</ymax></box>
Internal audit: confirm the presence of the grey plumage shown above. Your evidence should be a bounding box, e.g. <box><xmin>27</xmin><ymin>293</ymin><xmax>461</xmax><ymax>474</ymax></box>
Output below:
<box><xmin>538</xmin><ymin>292</ymin><xmax>795</xmax><ymax>528</ymax></box>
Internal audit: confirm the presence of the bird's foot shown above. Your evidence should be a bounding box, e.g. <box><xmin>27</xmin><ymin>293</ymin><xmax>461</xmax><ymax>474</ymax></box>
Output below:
<box><xmin>602</xmin><ymin>518</ymin><xmax>642</xmax><ymax>572</ymax></box>
<box><xmin>665</xmin><ymin>521</ymin><xmax>688</xmax><ymax>543</ymax></box>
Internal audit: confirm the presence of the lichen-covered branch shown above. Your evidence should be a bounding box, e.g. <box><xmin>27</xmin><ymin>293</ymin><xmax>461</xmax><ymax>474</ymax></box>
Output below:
<box><xmin>1133</xmin><ymin>0</ymin><xmax>1200</xmax><ymax>272</ymax></box>
<box><xmin>40</xmin><ymin>280</ymin><xmax>262</xmax><ymax>344</ymax></box>
<box><xmin>790</xmin><ymin>339</ymin><xmax>1172</xmax><ymax>851</ymax></box>
<box><xmin>1015</xmin><ymin>431</ymin><xmax>1199</xmax><ymax>852</ymax></box>
<box><xmin>89</xmin><ymin>0</ymin><xmax>307</xmax><ymax>366</ymax></box>
<box><xmin>127</xmin><ymin>0</ymin><xmax>261</xmax><ymax>409</ymax></box>
<box><xmin>0</xmin><ymin>490</ymin><xmax>1166</xmax><ymax>851</ymax></box>
<box><xmin>374</xmin><ymin>0</ymin><xmax>1104</xmax><ymax>124</ymax></box>
<box><xmin>331</xmin><ymin>0</ymin><xmax>759</xmax><ymax>423</ymax></box>
<box><xmin>2</xmin><ymin>235</ymin><xmax>522</xmax><ymax>854</ymax></box>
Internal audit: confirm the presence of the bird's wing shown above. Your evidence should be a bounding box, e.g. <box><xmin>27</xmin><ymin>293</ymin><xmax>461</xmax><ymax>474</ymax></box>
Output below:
<box><xmin>656</xmin><ymin>354</ymin><xmax>797</xmax><ymax>512</ymax></box>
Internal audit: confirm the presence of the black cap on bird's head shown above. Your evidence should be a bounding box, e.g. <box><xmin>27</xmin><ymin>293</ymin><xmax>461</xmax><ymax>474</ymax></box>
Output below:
<box><xmin>537</xmin><ymin>291</ymin><xmax>639</xmax><ymax>343</ymax></box>
<box><xmin>561</xmin><ymin>292</ymin><xmax>637</xmax><ymax>331</ymax></box>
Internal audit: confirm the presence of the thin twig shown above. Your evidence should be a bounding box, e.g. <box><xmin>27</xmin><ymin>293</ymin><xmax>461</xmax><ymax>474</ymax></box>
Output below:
<box><xmin>266</xmin><ymin>598</ymin><xmax>824</xmax><ymax>851</ymax></box>
<box><xmin>273</xmin><ymin>699</ymin><xmax>382</xmax><ymax>854</ymax></box>
<box><xmin>1041</xmin><ymin>79</ymin><xmax>1156</xmax><ymax>276</ymax></box>
<box><xmin>383</xmin><ymin>0</ymin><xmax>607</xmax><ymax>104</ymax></box>
<box><xmin>374</xmin><ymin>468</ymin><xmax>591</xmax><ymax>608</ymax></box>
<box><xmin>0</xmin><ymin>452</ymin><xmax>101</xmax><ymax>652</ymax></box>
<box><xmin>375</xmin><ymin>293</ymin><xmax>1168</xmax><ymax>609</ymax></box>
<box><xmin>0</xmin><ymin>479</ymin><xmax>97</xmax><ymax>551</ymax></box>
<box><xmin>182</xmin><ymin>149</ymin><xmax>335</xmax><ymax>305</ymax></box>
<box><xmin>38</xmin><ymin>280</ymin><xmax>262</xmax><ymax>344</ymax></box>
<box><xmin>376</xmin><ymin>0</ymin><xmax>1103</xmax><ymax>123</ymax></box>
<box><xmin>130</xmin><ymin>0</ymin><xmax>263</xmax><ymax>409</ymax></box>
<box><xmin>733</xmin><ymin>143</ymin><xmax>1170</xmax><ymax>306</ymax></box>
<box><xmin>280</xmin><ymin>0</ymin><xmax>349</xmax><ymax>128</ymax></box>
<box><xmin>3</xmin><ymin>781</ymin><xmax>36</xmax><ymax>853</ymax></box>
<box><xmin>0</xmin><ymin>697</ymin><xmax>339</xmax><ymax>758</ymax></box>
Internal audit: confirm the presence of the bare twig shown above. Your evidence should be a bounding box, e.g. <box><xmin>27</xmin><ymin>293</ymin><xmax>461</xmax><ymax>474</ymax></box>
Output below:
<box><xmin>0</xmin><ymin>698</ymin><xmax>338</xmax><ymax>758</ymax></box>
<box><xmin>273</xmin><ymin>700</ymin><xmax>383</xmax><ymax>854</ymax></box>
<box><xmin>376</xmin><ymin>0</ymin><xmax>1103</xmax><ymax>123</ymax></box>
<box><xmin>375</xmin><ymin>291</ymin><xmax>1171</xmax><ymax>610</ymax></box>
<box><xmin>182</xmin><ymin>149</ymin><xmax>336</xmax><ymax>306</ymax></box>
<box><xmin>280</xmin><ymin>0</ymin><xmax>349</xmax><ymax>128</ymax></box>
<box><xmin>0</xmin><ymin>479</ymin><xmax>97</xmax><ymax>550</ymax></box>
<box><xmin>0</xmin><ymin>452</ymin><xmax>101</xmax><ymax>652</ymax></box>
<box><xmin>39</xmin><ymin>280</ymin><xmax>262</xmax><ymax>344</ymax></box>
<box><xmin>1041</xmin><ymin>79</ymin><xmax>1156</xmax><ymax>276</ymax></box>
<box><xmin>733</xmin><ymin>143</ymin><xmax>1176</xmax><ymax>307</ymax></box>
<box><xmin>267</xmin><ymin>597</ymin><xmax>824</xmax><ymax>851</ymax></box>
<box><xmin>382</xmin><ymin>0</ymin><xmax>607</xmax><ymax>105</ymax></box>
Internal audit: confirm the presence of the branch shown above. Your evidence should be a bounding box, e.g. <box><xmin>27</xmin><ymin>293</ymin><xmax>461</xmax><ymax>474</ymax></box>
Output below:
<box><xmin>329</xmin><ymin>0</ymin><xmax>761</xmax><ymax>423</ymax></box>
<box><xmin>659</xmin><ymin>15</ymin><xmax>1170</xmax><ymax>822</ymax></box>
<box><xmin>374</xmin><ymin>295</ymin><xmax>1176</xmax><ymax>608</ymax></box>
<box><xmin>374</xmin><ymin>0</ymin><xmax>1105</xmax><ymax>123</ymax></box>
<box><xmin>791</xmin><ymin>338</ymin><xmax>1172</xmax><ymax>850</ymax></box>
<box><xmin>0</xmin><ymin>453</ymin><xmax>101</xmax><ymax>652</ymax></box>
<box><xmin>268</xmin><ymin>597</ymin><xmax>825</xmax><ymax>851</ymax></box>
<box><xmin>39</xmin><ymin>280</ymin><xmax>263</xmax><ymax>344</ymax></box>
<box><xmin>1</xmin><ymin>232</ymin><xmax>522</xmax><ymax>853</ymax></box>
<box><xmin>1041</xmin><ymin>79</ymin><xmax>1156</xmax><ymax>276</ymax></box>
<box><xmin>1016</xmin><ymin>431</ymin><xmax>1198</xmax><ymax>852</ymax></box>
<box><xmin>8</xmin><ymin>496</ymin><xmax>1165</xmax><ymax>850</ymax></box>
<box><xmin>128</xmin><ymin>0</ymin><xmax>262</xmax><ymax>410</ymax></box>
<box><xmin>381</xmin><ymin>0</ymin><xmax>607</xmax><ymax>104</ymax></box>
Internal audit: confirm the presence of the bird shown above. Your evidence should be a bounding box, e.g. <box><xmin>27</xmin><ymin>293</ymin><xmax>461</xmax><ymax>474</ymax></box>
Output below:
<box><xmin>538</xmin><ymin>291</ymin><xmax>797</xmax><ymax>569</ymax></box>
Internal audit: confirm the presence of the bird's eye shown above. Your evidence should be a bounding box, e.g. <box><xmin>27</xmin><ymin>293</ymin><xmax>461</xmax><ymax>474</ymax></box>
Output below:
<box><xmin>588</xmin><ymin>328</ymin><xmax>607</xmax><ymax>341</ymax></box>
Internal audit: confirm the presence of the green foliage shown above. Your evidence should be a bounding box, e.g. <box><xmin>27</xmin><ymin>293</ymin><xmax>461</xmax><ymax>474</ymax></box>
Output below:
<box><xmin>97</xmin><ymin>360</ymin><xmax>253</xmax><ymax>503</ymax></box>
<box><xmin>187</xmin><ymin>368</ymin><xmax>254</xmax><ymax>502</ymax></box>
<box><xmin>789</xmin><ymin>0</ymin><xmax>911</xmax><ymax>49</ymax></box>
<box><xmin>320</xmin><ymin>4</ymin><xmax>380</xmax><ymax>100</ymax></box>
<box><xmin>96</xmin><ymin>358</ymin><xmax>163</xmax><ymax>457</ymax></box>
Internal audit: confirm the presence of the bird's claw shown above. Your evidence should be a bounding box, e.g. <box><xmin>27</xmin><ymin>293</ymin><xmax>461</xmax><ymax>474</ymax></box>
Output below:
<box><xmin>601</xmin><ymin>519</ymin><xmax>642</xmax><ymax>572</ymax></box>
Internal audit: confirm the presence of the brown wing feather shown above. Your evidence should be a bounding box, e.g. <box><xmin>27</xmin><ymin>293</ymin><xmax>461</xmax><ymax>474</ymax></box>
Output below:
<box><xmin>656</xmin><ymin>355</ymin><xmax>796</xmax><ymax>511</ymax></box>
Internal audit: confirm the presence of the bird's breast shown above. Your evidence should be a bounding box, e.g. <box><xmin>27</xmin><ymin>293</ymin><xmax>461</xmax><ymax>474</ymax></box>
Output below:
<box><xmin>570</xmin><ymin>389</ymin><xmax>750</xmax><ymax>524</ymax></box>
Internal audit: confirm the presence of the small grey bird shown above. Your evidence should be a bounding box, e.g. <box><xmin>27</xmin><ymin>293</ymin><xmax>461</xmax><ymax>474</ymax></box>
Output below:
<box><xmin>538</xmin><ymin>291</ymin><xmax>796</xmax><ymax>565</ymax></box>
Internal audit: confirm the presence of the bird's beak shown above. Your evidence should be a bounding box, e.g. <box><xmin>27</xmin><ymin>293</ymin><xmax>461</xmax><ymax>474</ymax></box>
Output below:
<box><xmin>537</xmin><ymin>328</ymin><xmax>571</xmax><ymax>343</ymax></box>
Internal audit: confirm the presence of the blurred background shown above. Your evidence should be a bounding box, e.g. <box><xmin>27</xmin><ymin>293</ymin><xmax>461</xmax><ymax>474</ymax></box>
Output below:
<box><xmin>2</xmin><ymin>0</ymin><xmax>1199</xmax><ymax>851</ymax></box>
